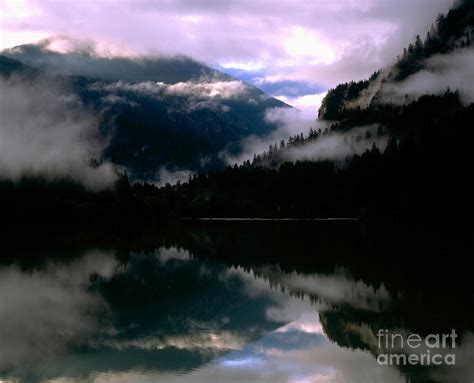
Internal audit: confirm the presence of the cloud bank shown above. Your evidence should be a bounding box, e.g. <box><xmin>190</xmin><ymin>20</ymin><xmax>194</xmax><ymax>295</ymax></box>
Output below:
<box><xmin>91</xmin><ymin>77</ymin><xmax>255</xmax><ymax>113</ymax></box>
<box><xmin>221</xmin><ymin>106</ymin><xmax>325</xmax><ymax>165</ymax></box>
<box><xmin>0</xmin><ymin>0</ymin><xmax>455</xmax><ymax>90</ymax></box>
<box><xmin>379</xmin><ymin>48</ymin><xmax>474</xmax><ymax>105</ymax></box>
<box><xmin>0</xmin><ymin>75</ymin><xmax>117</xmax><ymax>190</ymax></box>
<box><xmin>222</xmin><ymin>110</ymin><xmax>386</xmax><ymax>166</ymax></box>
<box><xmin>284</xmin><ymin>125</ymin><xmax>388</xmax><ymax>163</ymax></box>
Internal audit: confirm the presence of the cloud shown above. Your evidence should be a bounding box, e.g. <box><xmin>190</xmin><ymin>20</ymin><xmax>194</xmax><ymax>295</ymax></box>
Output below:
<box><xmin>142</xmin><ymin>167</ymin><xmax>194</xmax><ymax>187</ymax></box>
<box><xmin>155</xmin><ymin>247</ymin><xmax>192</xmax><ymax>263</ymax></box>
<box><xmin>92</xmin><ymin>78</ymin><xmax>250</xmax><ymax>99</ymax></box>
<box><xmin>279</xmin><ymin>269</ymin><xmax>391</xmax><ymax>312</ymax></box>
<box><xmin>90</xmin><ymin>77</ymin><xmax>253</xmax><ymax>113</ymax></box>
<box><xmin>283</xmin><ymin>125</ymin><xmax>388</xmax><ymax>163</ymax></box>
<box><xmin>69</xmin><ymin>261</ymin><xmax>400</xmax><ymax>383</ymax></box>
<box><xmin>264</xmin><ymin>106</ymin><xmax>323</xmax><ymax>135</ymax></box>
<box><xmin>225</xmin><ymin>264</ymin><xmax>390</xmax><ymax>313</ymax></box>
<box><xmin>273</xmin><ymin>92</ymin><xmax>327</xmax><ymax>119</ymax></box>
<box><xmin>0</xmin><ymin>75</ymin><xmax>117</xmax><ymax>190</ymax></box>
<box><xmin>165</xmin><ymin>79</ymin><xmax>250</xmax><ymax>99</ymax></box>
<box><xmin>378</xmin><ymin>47</ymin><xmax>474</xmax><ymax>105</ymax></box>
<box><xmin>5</xmin><ymin>245</ymin><xmax>470</xmax><ymax>383</ymax></box>
<box><xmin>100</xmin><ymin>331</ymin><xmax>247</xmax><ymax>352</ymax></box>
<box><xmin>221</xmin><ymin>106</ymin><xmax>326</xmax><ymax>165</ymax></box>
<box><xmin>222</xmin><ymin>111</ymin><xmax>386</xmax><ymax>166</ymax></box>
<box><xmin>258</xmin><ymin>80</ymin><xmax>326</xmax><ymax>99</ymax></box>
<box><xmin>0</xmin><ymin>0</ymin><xmax>455</xmax><ymax>89</ymax></box>
<box><xmin>100</xmin><ymin>93</ymin><xmax>138</xmax><ymax>107</ymax></box>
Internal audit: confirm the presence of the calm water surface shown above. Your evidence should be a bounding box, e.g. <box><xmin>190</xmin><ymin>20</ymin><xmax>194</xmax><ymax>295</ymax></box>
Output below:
<box><xmin>1</xmin><ymin>222</ymin><xmax>472</xmax><ymax>383</ymax></box>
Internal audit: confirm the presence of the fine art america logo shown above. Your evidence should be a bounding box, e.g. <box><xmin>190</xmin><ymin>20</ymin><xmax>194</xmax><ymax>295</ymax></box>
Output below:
<box><xmin>376</xmin><ymin>329</ymin><xmax>457</xmax><ymax>366</ymax></box>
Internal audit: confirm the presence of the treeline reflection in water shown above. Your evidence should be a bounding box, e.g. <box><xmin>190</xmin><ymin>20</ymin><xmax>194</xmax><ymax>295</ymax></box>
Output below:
<box><xmin>0</xmin><ymin>220</ymin><xmax>472</xmax><ymax>383</ymax></box>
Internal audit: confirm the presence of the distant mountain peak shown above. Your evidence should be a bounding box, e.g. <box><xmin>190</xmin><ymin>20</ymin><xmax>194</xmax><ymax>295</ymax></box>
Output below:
<box><xmin>2</xmin><ymin>36</ymin><xmax>225</xmax><ymax>84</ymax></box>
<box><xmin>1</xmin><ymin>41</ymin><xmax>289</xmax><ymax>180</ymax></box>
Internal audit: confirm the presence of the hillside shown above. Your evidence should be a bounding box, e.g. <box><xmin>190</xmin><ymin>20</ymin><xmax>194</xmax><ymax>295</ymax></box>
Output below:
<box><xmin>134</xmin><ymin>1</ymin><xmax>474</xmax><ymax>223</ymax></box>
<box><xmin>319</xmin><ymin>0</ymin><xmax>474</xmax><ymax>120</ymax></box>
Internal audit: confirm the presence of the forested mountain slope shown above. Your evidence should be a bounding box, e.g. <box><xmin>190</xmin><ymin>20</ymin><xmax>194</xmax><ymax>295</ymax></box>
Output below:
<box><xmin>137</xmin><ymin>1</ymin><xmax>474</xmax><ymax>223</ymax></box>
<box><xmin>319</xmin><ymin>0</ymin><xmax>474</xmax><ymax>120</ymax></box>
<box><xmin>1</xmin><ymin>38</ymin><xmax>289</xmax><ymax>179</ymax></box>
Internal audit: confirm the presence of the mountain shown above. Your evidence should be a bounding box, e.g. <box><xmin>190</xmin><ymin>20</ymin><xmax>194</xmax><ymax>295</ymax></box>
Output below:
<box><xmin>319</xmin><ymin>0</ymin><xmax>474</xmax><ymax>120</ymax></box>
<box><xmin>1</xmin><ymin>37</ymin><xmax>289</xmax><ymax>180</ymax></box>
<box><xmin>3</xmin><ymin>2</ymin><xmax>474</xmax><ymax>224</ymax></box>
<box><xmin>0</xmin><ymin>54</ymin><xmax>40</xmax><ymax>78</ymax></box>
<box><xmin>2</xmin><ymin>37</ymin><xmax>223</xmax><ymax>83</ymax></box>
<box><xmin>139</xmin><ymin>0</ymin><xmax>474</xmax><ymax>223</ymax></box>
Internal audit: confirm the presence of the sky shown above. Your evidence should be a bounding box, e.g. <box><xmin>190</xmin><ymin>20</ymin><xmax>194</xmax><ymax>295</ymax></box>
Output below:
<box><xmin>0</xmin><ymin>0</ymin><xmax>455</xmax><ymax>113</ymax></box>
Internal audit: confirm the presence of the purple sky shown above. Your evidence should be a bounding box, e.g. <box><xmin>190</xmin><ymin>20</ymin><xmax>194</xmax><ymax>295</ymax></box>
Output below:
<box><xmin>0</xmin><ymin>0</ymin><xmax>455</xmax><ymax>111</ymax></box>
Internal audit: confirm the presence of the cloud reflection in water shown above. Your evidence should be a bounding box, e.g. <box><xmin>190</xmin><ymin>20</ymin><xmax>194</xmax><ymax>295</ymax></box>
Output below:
<box><xmin>0</xmin><ymin>246</ymin><xmax>472</xmax><ymax>383</ymax></box>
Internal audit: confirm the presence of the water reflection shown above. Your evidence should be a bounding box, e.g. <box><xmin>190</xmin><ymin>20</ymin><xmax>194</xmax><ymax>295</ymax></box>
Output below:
<box><xmin>0</xmin><ymin>250</ymin><xmax>118</xmax><ymax>378</ymax></box>
<box><xmin>0</xmin><ymin>242</ymin><xmax>472</xmax><ymax>383</ymax></box>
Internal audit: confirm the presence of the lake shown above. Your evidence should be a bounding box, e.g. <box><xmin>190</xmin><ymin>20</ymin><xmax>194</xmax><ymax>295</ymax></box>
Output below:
<box><xmin>1</xmin><ymin>221</ymin><xmax>472</xmax><ymax>383</ymax></box>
